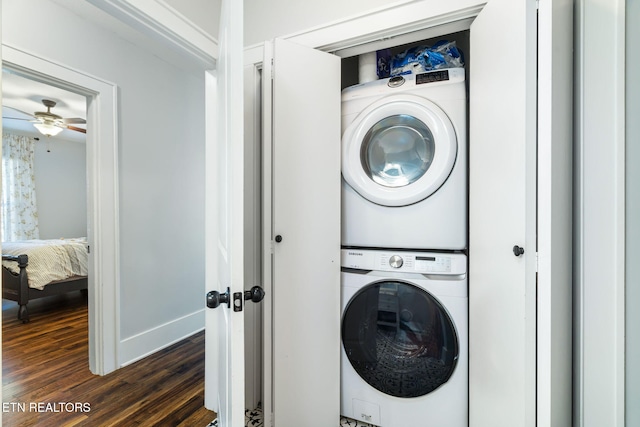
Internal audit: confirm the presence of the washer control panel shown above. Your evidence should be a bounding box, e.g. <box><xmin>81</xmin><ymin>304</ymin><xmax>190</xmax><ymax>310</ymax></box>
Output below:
<box><xmin>342</xmin><ymin>249</ymin><xmax>465</xmax><ymax>275</ymax></box>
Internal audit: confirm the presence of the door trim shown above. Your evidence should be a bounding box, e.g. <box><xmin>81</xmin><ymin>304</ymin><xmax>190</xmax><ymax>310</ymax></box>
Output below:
<box><xmin>574</xmin><ymin>0</ymin><xmax>627</xmax><ymax>424</ymax></box>
<box><xmin>85</xmin><ymin>0</ymin><xmax>218</xmax><ymax>67</ymax></box>
<box><xmin>284</xmin><ymin>0</ymin><xmax>485</xmax><ymax>55</ymax></box>
<box><xmin>242</xmin><ymin>1</ymin><xmax>486</xmax><ymax>64</ymax></box>
<box><xmin>2</xmin><ymin>44</ymin><xmax>120</xmax><ymax>375</ymax></box>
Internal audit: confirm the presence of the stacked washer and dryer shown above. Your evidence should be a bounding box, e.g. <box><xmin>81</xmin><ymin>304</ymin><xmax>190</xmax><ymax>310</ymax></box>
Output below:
<box><xmin>340</xmin><ymin>66</ymin><xmax>468</xmax><ymax>426</ymax></box>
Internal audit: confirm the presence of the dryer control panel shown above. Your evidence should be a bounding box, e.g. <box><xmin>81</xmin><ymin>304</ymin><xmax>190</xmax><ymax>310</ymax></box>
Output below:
<box><xmin>341</xmin><ymin>249</ymin><xmax>466</xmax><ymax>275</ymax></box>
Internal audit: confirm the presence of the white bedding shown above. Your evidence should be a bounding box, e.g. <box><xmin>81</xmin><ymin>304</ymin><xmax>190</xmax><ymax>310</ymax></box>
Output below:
<box><xmin>2</xmin><ymin>238</ymin><xmax>88</xmax><ymax>290</ymax></box>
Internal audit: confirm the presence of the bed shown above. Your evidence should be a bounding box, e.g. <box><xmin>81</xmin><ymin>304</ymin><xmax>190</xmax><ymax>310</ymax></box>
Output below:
<box><xmin>2</xmin><ymin>238</ymin><xmax>88</xmax><ymax>323</ymax></box>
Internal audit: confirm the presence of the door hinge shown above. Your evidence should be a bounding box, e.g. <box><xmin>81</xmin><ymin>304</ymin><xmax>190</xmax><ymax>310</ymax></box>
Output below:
<box><xmin>535</xmin><ymin>252</ymin><xmax>539</xmax><ymax>272</ymax></box>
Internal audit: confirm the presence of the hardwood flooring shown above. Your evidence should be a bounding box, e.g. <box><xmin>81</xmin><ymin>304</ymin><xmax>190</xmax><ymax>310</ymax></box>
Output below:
<box><xmin>2</xmin><ymin>292</ymin><xmax>215</xmax><ymax>426</ymax></box>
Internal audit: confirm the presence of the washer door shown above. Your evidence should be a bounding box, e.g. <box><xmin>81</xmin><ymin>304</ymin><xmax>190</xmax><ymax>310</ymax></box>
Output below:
<box><xmin>342</xmin><ymin>94</ymin><xmax>457</xmax><ymax>207</ymax></box>
<box><xmin>342</xmin><ymin>280</ymin><xmax>459</xmax><ymax>398</ymax></box>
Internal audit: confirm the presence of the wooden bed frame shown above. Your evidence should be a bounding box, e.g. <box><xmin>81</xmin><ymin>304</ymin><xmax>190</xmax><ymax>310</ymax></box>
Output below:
<box><xmin>2</xmin><ymin>254</ymin><xmax>88</xmax><ymax>323</ymax></box>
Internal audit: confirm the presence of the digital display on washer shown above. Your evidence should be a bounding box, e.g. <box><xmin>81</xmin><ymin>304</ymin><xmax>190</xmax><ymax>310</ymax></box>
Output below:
<box><xmin>414</xmin><ymin>256</ymin><xmax>451</xmax><ymax>273</ymax></box>
<box><xmin>416</xmin><ymin>70</ymin><xmax>450</xmax><ymax>85</ymax></box>
<box><xmin>342</xmin><ymin>281</ymin><xmax>459</xmax><ymax>398</ymax></box>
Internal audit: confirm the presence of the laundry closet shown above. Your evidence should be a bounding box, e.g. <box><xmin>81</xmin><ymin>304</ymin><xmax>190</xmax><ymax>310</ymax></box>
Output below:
<box><xmin>210</xmin><ymin>1</ymin><xmax>572</xmax><ymax>426</ymax></box>
<box><xmin>338</xmin><ymin>31</ymin><xmax>470</xmax><ymax>427</ymax></box>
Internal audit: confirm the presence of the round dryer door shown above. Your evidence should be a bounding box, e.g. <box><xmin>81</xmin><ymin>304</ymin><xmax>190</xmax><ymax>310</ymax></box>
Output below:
<box><xmin>342</xmin><ymin>280</ymin><xmax>459</xmax><ymax>398</ymax></box>
<box><xmin>342</xmin><ymin>94</ymin><xmax>458</xmax><ymax>207</ymax></box>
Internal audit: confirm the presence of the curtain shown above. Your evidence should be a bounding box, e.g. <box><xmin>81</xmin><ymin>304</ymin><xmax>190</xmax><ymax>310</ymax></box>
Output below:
<box><xmin>2</xmin><ymin>133</ymin><xmax>39</xmax><ymax>241</ymax></box>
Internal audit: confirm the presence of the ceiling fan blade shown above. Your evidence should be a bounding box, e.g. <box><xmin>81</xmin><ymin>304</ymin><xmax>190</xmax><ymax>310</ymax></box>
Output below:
<box><xmin>66</xmin><ymin>125</ymin><xmax>86</xmax><ymax>134</ymax></box>
<box><xmin>2</xmin><ymin>116</ymin><xmax>33</xmax><ymax>121</ymax></box>
<box><xmin>62</xmin><ymin>117</ymin><xmax>86</xmax><ymax>125</ymax></box>
<box><xmin>3</xmin><ymin>105</ymin><xmax>35</xmax><ymax>119</ymax></box>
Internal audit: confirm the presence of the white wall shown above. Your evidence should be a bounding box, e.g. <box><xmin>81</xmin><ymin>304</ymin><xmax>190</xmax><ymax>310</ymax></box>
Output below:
<box><xmin>33</xmin><ymin>137</ymin><xmax>87</xmax><ymax>239</ymax></box>
<box><xmin>626</xmin><ymin>0</ymin><xmax>639</xmax><ymax>424</ymax></box>
<box><xmin>243</xmin><ymin>0</ymin><xmax>407</xmax><ymax>46</ymax></box>
<box><xmin>2</xmin><ymin>0</ymin><xmax>206</xmax><ymax>363</ymax></box>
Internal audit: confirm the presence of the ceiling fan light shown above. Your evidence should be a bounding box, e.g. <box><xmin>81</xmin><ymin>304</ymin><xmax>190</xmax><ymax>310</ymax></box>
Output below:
<box><xmin>33</xmin><ymin>122</ymin><xmax>63</xmax><ymax>137</ymax></box>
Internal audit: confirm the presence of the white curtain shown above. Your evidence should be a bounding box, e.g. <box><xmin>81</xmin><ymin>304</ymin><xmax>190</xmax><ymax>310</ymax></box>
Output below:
<box><xmin>2</xmin><ymin>133</ymin><xmax>39</xmax><ymax>241</ymax></box>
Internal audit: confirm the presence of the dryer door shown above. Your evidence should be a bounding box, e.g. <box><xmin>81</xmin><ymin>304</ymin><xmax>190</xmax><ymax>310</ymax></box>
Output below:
<box><xmin>342</xmin><ymin>94</ymin><xmax>458</xmax><ymax>207</ymax></box>
<box><xmin>342</xmin><ymin>280</ymin><xmax>459</xmax><ymax>397</ymax></box>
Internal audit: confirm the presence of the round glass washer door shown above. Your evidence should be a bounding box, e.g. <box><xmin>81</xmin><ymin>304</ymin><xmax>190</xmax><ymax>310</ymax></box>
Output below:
<box><xmin>342</xmin><ymin>94</ymin><xmax>458</xmax><ymax>207</ymax></box>
<box><xmin>342</xmin><ymin>280</ymin><xmax>459</xmax><ymax>398</ymax></box>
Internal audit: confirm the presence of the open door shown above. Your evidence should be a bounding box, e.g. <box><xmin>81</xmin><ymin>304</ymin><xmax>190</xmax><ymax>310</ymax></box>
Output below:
<box><xmin>204</xmin><ymin>0</ymin><xmax>264</xmax><ymax>425</ymax></box>
<box><xmin>469</xmin><ymin>2</ymin><xmax>538</xmax><ymax>424</ymax></box>
<box><xmin>469</xmin><ymin>0</ymin><xmax>572</xmax><ymax>426</ymax></box>
<box><xmin>262</xmin><ymin>38</ymin><xmax>341</xmax><ymax>427</ymax></box>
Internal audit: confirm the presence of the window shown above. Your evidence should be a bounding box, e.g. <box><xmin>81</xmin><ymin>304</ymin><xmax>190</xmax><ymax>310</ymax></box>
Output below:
<box><xmin>1</xmin><ymin>134</ymin><xmax>39</xmax><ymax>241</ymax></box>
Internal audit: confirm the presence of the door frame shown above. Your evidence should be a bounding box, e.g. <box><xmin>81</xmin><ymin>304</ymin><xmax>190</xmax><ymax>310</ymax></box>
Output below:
<box><xmin>574</xmin><ymin>0</ymin><xmax>627</xmax><ymax>425</ymax></box>
<box><xmin>243</xmin><ymin>62</ymin><xmax>264</xmax><ymax>411</ymax></box>
<box><xmin>2</xmin><ymin>44</ymin><xmax>120</xmax><ymax>375</ymax></box>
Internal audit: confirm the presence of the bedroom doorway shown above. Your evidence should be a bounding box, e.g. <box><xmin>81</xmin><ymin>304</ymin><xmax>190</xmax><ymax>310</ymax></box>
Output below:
<box><xmin>2</xmin><ymin>71</ymin><xmax>88</xmax><ymax>238</ymax></box>
<box><xmin>2</xmin><ymin>69</ymin><xmax>89</xmax><ymax>320</ymax></box>
<box><xmin>1</xmin><ymin>46</ymin><xmax>120</xmax><ymax>376</ymax></box>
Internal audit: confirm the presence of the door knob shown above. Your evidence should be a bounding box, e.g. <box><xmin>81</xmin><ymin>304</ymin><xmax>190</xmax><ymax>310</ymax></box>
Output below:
<box><xmin>206</xmin><ymin>287</ymin><xmax>230</xmax><ymax>309</ymax></box>
<box><xmin>207</xmin><ymin>286</ymin><xmax>265</xmax><ymax>310</ymax></box>
<box><xmin>513</xmin><ymin>245</ymin><xmax>525</xmax><ymax>257</ymax></box>
<box><xmin>244</xmin><ymin>285</ymin><xmax>265</xmax><ymax>303</ymax></box>
<box><xmin>275</xmin><ymin>235</ymin><xmax>283</xmax><ymax>243</ymax></box>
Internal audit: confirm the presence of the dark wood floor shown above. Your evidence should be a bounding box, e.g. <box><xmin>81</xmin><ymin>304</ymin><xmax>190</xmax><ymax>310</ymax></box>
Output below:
<box><xmin>2</xmin><ymin>292</ymin><xmax>215</xmax><ymax>426</ymax></box>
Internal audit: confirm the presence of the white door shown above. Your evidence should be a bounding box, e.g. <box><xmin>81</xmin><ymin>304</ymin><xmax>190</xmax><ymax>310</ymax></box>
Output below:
<box><xmin>469</xmin><ymin>0</ymin><xmax>572</xmax><ymax>426</ymax></box>
<box><xmin>262</xmin><ymin>38</ymin><xmax>341</xmax><ymax>427</ymax></box>
<box><xmin>204</xmin><ymin>0</ymin><xmax>255</xmax><ymax>426</ymax></box>
<box><xmin>468</xmin><ymin>2</ymin><xmax>537</xmax><ymax>425</ymax></box>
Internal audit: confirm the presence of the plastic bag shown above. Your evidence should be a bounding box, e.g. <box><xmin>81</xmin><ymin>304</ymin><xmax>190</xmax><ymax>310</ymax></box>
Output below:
<box><xmin>390</xmin><ymin>40</ymin><xmax>464</xmax><ymax>76</ymax></box>
<box><xmin>376</xmin><ymin>48</ymin><xmax>392</xmax><ymax>79</ymax></box>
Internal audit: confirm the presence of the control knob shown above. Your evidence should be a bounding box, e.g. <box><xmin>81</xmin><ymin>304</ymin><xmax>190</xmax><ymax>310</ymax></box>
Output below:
<box><xmin>389</xmin><ymin>255</ymin><xmax>403</xmax><ymax>269</ymax></box>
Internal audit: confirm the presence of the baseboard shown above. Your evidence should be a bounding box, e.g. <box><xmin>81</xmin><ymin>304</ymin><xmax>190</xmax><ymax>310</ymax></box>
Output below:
<box><xmin>119</xmin><ymin>309</ymin><xmax>205</xmax><ymax>367</ymax></box>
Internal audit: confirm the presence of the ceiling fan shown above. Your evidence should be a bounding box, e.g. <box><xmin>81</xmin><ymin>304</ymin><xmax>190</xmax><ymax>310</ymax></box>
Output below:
<box><xmin>3</xmin><ymin>99</ymin><xmax>86</xmax><ymax>136</ymax></box>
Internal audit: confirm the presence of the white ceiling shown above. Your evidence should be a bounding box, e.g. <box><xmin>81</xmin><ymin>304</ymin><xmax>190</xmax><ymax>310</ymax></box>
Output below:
<box><xmin>2</xmin><ymin>70</ymin><xmax>87</xmax><ymax>143</ymax></box>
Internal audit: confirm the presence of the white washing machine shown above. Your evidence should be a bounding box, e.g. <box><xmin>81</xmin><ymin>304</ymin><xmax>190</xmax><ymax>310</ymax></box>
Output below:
<box><xmin>341</xmin><ymin>249</ymin><xmax>468</xmax><ymax>427</ymax></box>
<box><xmin>341</xmin><ymin>68</ymin><xmax>467</xmax><ymax>250</ymax></box>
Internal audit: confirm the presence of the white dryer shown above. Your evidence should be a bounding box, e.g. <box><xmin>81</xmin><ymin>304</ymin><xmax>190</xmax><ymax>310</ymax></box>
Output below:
<box><xmin>341</xmin><ymin>249</ymin><xmax>467</xmax><ymax>427</ymax></box>
<box><xmin>341</xmin><ymin>68</ymin><xmax>467</xmax><ymax>250</ymax></box>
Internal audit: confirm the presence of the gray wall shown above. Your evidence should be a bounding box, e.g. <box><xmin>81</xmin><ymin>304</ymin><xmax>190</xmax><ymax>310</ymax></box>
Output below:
<box><xmin>3</xmin><ymin>0</ymin><xmax>205</xmax><ymax>352</ymax></box>
<box><xmin>164</xmin><ymin>0</ymin><xmax>220</xmax><ymax>40</ymax></box>
<box><xmin>627</xmin><ymin>0</ymin><xmax>639</xmax><ymax>424</ymax></box>
<box><xmin>34</xmin><ymin>137</ymin><xmax>87</xmax><ymax>239</ymax></box>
